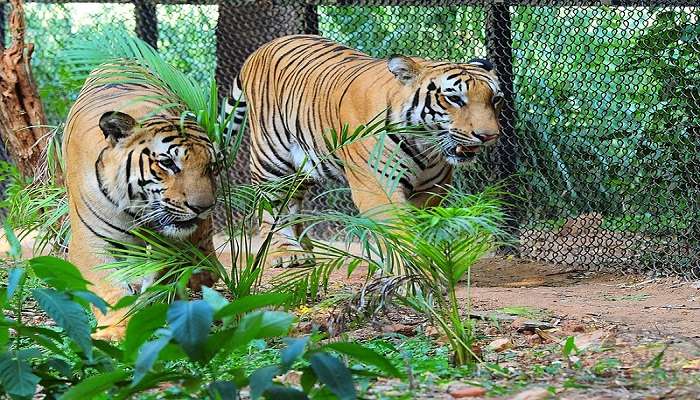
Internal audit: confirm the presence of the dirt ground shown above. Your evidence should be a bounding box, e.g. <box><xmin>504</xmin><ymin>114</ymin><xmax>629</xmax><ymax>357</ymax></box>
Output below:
<box><xmin>214</xmin><ymin>236</ymin><xmax>700</xmax><ymax>339</ymax></box>
<box><xmin>467</xmin><ymin>257</ymin><xmax>700</xmax><ymax>339</ymax></box>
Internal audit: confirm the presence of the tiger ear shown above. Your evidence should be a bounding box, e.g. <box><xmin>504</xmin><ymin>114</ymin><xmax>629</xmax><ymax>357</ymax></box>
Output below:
<box><xmin>99</xmin><ymin>111</ymin><xmax>136</xmax><ymax>146</ymax></box>
<box><xmin>388</xmin><ymin>55</ymin><xmax>420</xmax><ymax>84</ymax></box>
<box><xmin>467</xmin><ymin>58</ymin><xmax>495</xmax><ymax>72</ymax></box>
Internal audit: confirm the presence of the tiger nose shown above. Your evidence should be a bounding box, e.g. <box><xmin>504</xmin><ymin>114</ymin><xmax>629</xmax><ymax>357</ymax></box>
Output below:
<box><xmin>473</xmin><ymin>132</ymin><xmax>499</xmax><ymax>143</ymax></box>
<box><xmin>185</xmin><ymin>201</ymin><xmax>215</xmax><ymax>215</ymax></box>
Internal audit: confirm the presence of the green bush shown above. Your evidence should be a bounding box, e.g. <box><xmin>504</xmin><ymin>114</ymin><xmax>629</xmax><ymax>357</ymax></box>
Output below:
<box><xmin>0</xmin><ymin>255</ymin><xmax>400</xmax><ymax>399</ymax></box>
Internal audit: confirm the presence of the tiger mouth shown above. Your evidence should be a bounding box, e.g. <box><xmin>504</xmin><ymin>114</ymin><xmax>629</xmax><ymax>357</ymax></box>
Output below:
<box><xmin>444</xmin><ymin>144</ymin><xmax>481</xmax><ymax>162</ymax></box>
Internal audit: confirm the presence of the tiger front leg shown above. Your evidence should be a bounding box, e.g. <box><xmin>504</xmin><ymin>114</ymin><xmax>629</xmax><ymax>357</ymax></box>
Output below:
<box><xmin>260</xmin><ymin>195</ymin><xmax>315</xmax><ymax>268</ymax></box>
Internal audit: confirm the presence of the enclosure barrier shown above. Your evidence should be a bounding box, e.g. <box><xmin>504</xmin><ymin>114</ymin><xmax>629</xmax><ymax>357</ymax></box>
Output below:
<box><xmin>0</xmin><ymin>0</ymin><xmax>698</xmax><ymax>277</ymax></box>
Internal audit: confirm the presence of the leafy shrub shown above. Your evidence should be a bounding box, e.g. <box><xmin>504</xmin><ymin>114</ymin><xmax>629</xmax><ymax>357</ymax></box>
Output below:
<box><xmin>0</xmin><ymin>255</ymin><xmax>400</xmax><ymax>399</ymax></box>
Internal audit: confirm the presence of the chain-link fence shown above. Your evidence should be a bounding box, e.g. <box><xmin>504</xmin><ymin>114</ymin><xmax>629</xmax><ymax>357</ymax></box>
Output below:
<box><xmin>1</xmin><ymin>0</ymin><xmax>698</xmax><ymax>277</ymax></box>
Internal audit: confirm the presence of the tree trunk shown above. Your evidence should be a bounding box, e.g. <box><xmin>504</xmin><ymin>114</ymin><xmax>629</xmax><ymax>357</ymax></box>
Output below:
<box><xmin>0</xmin><ymin>0</ymin><xmax>50</xmax><ymax>178</ymax></box>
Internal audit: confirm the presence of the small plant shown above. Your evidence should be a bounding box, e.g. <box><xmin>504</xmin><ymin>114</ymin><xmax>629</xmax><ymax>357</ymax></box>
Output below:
<box><xmin>279</xmin><ymin>188</ymin><xmax>506</xmax><ymax>366</ymax></box>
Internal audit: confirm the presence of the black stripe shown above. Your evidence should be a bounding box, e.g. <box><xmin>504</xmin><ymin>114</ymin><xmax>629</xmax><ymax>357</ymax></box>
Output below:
<box><xmin>79</xmin><ymin>192</ymin><xmax>131</xmax><ymax>235</ymax></box>
<box><xmin>95</xmin><ymin>148</ymin><xmax>118</xmax><ymax>207</ymax></box>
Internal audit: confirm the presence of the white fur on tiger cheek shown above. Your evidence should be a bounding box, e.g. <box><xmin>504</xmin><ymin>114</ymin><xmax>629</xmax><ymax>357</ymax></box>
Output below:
<box><xmin>159</xmin><ymin>224</ymin><xmax>198</xmax><ymax>240</ymax></box>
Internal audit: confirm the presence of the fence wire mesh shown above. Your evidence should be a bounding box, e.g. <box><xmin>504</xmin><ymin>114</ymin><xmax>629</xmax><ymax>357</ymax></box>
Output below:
<box><xmin>1</xmin><ymin>0</ymin><xmax>698</xmax><ymax>277</ymax></box>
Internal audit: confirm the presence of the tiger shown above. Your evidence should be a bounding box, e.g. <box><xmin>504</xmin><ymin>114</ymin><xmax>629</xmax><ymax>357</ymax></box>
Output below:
<box><xmin>63</xmin><ymin>66</ymin><xmax>218</xmax><ymax>340</ymax></box>
<box><xmin>226</xmin><ymin>34</ymin><xmax>503</xmax><ymax>268</ymax></box>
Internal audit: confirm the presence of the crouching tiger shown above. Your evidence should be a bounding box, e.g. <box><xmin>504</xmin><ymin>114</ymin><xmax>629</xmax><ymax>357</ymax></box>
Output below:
<box><xmin>226</xmin><ymin>35</ymin><xmax>503</xmax><ymax>268</ymax></box>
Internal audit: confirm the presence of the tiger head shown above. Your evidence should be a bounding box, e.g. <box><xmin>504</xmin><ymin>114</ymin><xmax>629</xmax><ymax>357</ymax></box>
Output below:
<box><xmin>97</xmin><ymin>111</ymin><xmax>216</xmax><ymax>239</ymax></box>
<box><xmin>388</xmin><ymin>56</ymin><xmax>503</xmax><ymax>165</ymax></box>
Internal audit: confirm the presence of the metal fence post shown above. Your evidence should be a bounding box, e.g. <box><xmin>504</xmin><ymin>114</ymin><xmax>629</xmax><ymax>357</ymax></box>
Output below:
<box><xmin>486</xmin><ymin>0</ymin><xmax>520</xmax><ymax>254</ymax></box>
<box><xmin>305</xmin><ymin>1</ymin><xmax>319</xmax><ymax>35</ymax></box>
<box><xmin>134</xmin><ymin>0</ymin><xmax>158</xmax><ymax>49</ymax></box>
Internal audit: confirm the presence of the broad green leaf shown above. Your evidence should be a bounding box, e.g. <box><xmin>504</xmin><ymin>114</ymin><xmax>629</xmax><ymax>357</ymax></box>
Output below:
<box><xmin>72</xmin><ymin>290</ymin><xmax>109</xmax><ymax>315</ymax></box>
<box><xmin>166</xmin><ymin>300</ymin><xmax>213</xmax><ymax>359</ymax></box>
<box><xmin>133</xmin><ymin>330</ymin><xmax>172</xmax><ymax>386</ymax></box>
<box><xmin>229</xmin><ymin>311</ymin><xmax>294</xmax><ymax>349</ymax></box>
<box><xmin>281</xmin><ymin>336</ymin><xmax>309</xmax><ymax>371</ymax></box>
<box><xmin>17</xmin><ymin>347</ymin><xmax>42</xmax><ymax>360</ymax></box>
<box><xmin>309</xmin><ymin>352</ymin><xmax>356</xmax><ymax>400</ymax></box>
<box><xmin>93</xmin><ymin>339</ymin><xmax>124</xmax><ymax>361</ymax></box>
<box><xmin>153</xmin><ymin>343</ymin><xmax>187</xmax><ymax>362</ymax></box>
<box><xmin>300</xmin><ymin>366</ymin><xmax>317</xmax><ymax>393</ymax></box>
<box><xmin>61</xmin><ymin>369</ymin><xmax>129</xmax><ymax>400</ymax></box>
<box><xmin>112</xmin><ymin>295</ymin><xmax>139</xmax><ymax>310</ymax></box>
<box><xmin>215</xmin><ymin>293</ymin><xmax>290</xmax><ymax>320</ymax></box>
<box><xmin>264</xmin><ymin>385</ymin><xmax>310</xmax><ymax>400</ymax></box>
<box><xmin>202</xmin><ymin>286</ymin><xmax>229</xmax><ymax>313</ymax></box>
<box><xmin>203</xmin><ymin>327</ymin><xmax>238</xmax><ymax>362</ymax></box>
<box><xmin>29</xmin><ymin>256</ymin><xmax>89</xmax><ymax>291</ymax></box>
<box><xmin>207</xmin><ymin>380</ymin><xmax>238</xmax><ymax>400</ymax></box>
<box><xmin>323</xmin><ymin>342</ymin><xmax>402</xmax><ymax>377</ymax></box>
<box><xmin>47</xmin><ymin>357</ymin><xmax>73</xmax><ymax>377</ymax></box>
<box><xmin>124</xmin><ymin>303</ymin><xmax>168</xmax><ymax>361</ymax></box>
<box><xmin>32</xmin><ymin>288</ymin><xmax>92</xmax><ymax>360</ymax></box>
<box><xmin>7</xmin><ymin>268</ymin><xmax>24</xmax><ymax>299</ymax></box>
<box><xmin>0</xmin><ymin>352</ymin><xmax>41</xmax><ymax>398</ymax></box>
<box><xmin>249</xmin><ymin>365</ymin><xmax>279</xmax><ymax>400</ymax></box>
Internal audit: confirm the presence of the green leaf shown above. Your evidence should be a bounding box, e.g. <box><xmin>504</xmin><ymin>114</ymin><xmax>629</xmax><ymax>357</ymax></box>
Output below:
<box><xmin>202</xmin><ymin>286</ymin><xmax>229</xmax><ymax>313</ymax></box>
<box><xmin>207</xmin><ymin>380</ymin><xmax>238</xmax><ymax>400</ymax></box>
<box><xmin>7</xmin><ymin>268</ymin><xmax>24</xmax><ymax>299</ymax></box>
<box><xmin>124</xmin><ymin>303</ymin><xmax>168</xmax><ymax>361</ymax></box>
<box><xmin>61</xmin><ymin>369</ymin><xmax>129</xmax><ymax>400</ymax></box>
<box><xmin>133</xmin><ymin>330</ymin><xmax>172</xmax><ymax>386</ymax></box>
<box><xmin>72</xmin><ymin>290</ymin><xmax>109</xmax><ymax>315</ymax></box>
<box><xmin>230</xmin><ymin>311</ymin><xmax>294</xmax><ymax>348</ymax></box>
<box><xmin>93</xmin><ymin>339</ymin><xmax>124</xmax><ymax>361</ymax></box>
<box><xmin>309</xmin><ymin>352</ymin><xmax>356</xmax><ymax>400</ymax></box>
<box><xmin>563</xmin><ymin>336</ymin><xmax>578</xmax><ymax>357</ymax></box>
<box><xmin>215</xmin><ymin>293</ymin><xmax>289</xmax><ymax>320</ymax></box>
<box><xmin>29</xmin><ymin>256</ymin><xmax>89</xmax><ymax>291</ymax></box>
<box><xmin>264</xmin><ymin>385</ymin><xmax>310</xmax><ymax>400</ymax></box>
<box><xmin>0</xmin><ymin>352</ymin><xmax>41</xmax><ymax>398</ymax></box>
<box><xmin>322</xmin><ymin>342</ymin><xmax>402</xmax><ymax>377</ymax></box>
<box><xmin>112</xmin><ymin>295</ymin><xmax>139</xmax><ymax>310</ymax></box>
<box><xmin>249</xmin><ymin>365</ymin><xmax>279</xmax><ymax>400</ymax></box>
<box><xmin>47</xmin><ymin>357</ymin><xmax>73</xmax><ymax>377</ymax></box>
<box><xmin>281</xmin><ymin>336</ymin><xmax>309</xmax><ymax>371</ymax></box>
<box><xmin>166</xmin><ymin>300</ymin><xmax>213</xmax><ymax>359</ymax></box>
<box><xmin>300</xmin><ymin>366</ymin><xmax>317</xmax><ymax>393</ymax></box>
<box><xmin>32</xmin><ymin>288</ymin><xmax>92</xmax><ymax>361</ymax></box>
<box><xmin>4</xmin><ymin>220</ymin><xmax>22</xmax><ymax>260</ymax></box>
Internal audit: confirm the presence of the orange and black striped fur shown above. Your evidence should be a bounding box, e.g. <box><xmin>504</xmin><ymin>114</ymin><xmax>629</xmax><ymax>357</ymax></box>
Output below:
<box><xmin>64</xmin><ymin>66</ymin><xmax>217</xmax><ymax>340</ymax></box>
<box><xmin>227</xmin><ymin>35</ymin><xmax>502</xmax><ymax>267</ymax></box>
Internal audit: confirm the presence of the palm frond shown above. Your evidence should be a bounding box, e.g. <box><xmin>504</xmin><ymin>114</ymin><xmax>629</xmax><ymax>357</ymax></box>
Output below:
<box><xmin>61</xmin><ymin>27</ymin><xmax>227</xmax><ymax>144</ymax></box>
